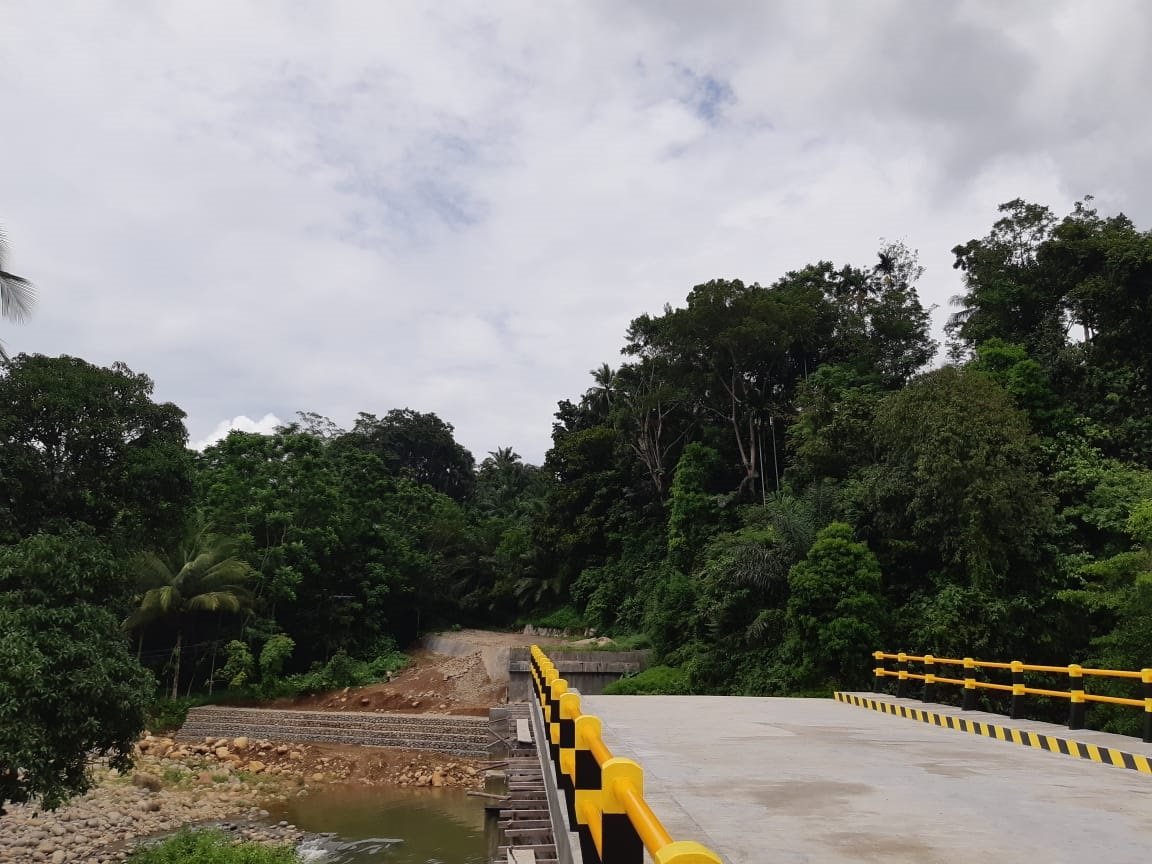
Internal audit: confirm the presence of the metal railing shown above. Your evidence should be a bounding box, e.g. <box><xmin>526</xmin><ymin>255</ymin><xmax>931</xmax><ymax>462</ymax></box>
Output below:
<box><xmin>529</xmin><ymin>645</ymin><xmax>722</xmax><ymax>864</ymax></box>
<box><xmin>873</xmin><ymin>651</ymin><xmax>1152</xmax><ymax>742</ymax></box>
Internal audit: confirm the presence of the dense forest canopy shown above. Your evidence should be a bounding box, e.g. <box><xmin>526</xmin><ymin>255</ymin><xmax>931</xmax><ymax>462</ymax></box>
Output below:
<box><xmin>3</xmin><ymin>196</ymin><xmax>1152</xmax><ymax>809</ymax></box>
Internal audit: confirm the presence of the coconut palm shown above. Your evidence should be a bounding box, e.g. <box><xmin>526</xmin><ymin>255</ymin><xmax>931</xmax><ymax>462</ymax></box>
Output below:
<box><xmin>0</xmin><ymin>228</ymin><xmax>36</xmax><ymax>360</ymax></box>
<box><xmin>125</xmin><ymin>514</ymin><xmax>253</xmax><ymax>698</ymax></box>
<box><xmin>583</xmin><ymin>363</ymin><xmax>617</xmax><ymax>420</ymax></box>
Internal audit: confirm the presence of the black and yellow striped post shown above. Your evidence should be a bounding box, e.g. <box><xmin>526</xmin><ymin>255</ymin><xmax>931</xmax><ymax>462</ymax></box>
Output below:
<box><xmin>573</xmin><ymin>714</ymin><xmax>604</xmax><ymax>864</ymax></box>
<box><xmin>923</xmin><ymin>654</ymin><xmax>936</xmax><ymax>703</ymax></box>
<box><xmin>1142</xmin><ymin>669</ymin><xmax>1152</xmax><ymax>743</ymax></box>
<box><xmin>1067</xmin><ymin>664</ymin><xmax>1086</xmax><ymax>730</ymax></box>
<box><xmin>558</xmin><ymin>690</ymin><xmax>581</xmax><ymax>824</ymax></box>
<box><xmin>896</xmin><ymin>652</ymin><xmax>908</xmax><ymax>699</ymax></box>
<box><xmin>548</xmin><ymin>678</ymin><xmax>568</xmax><ymax>768</ymax></box>
<box><xmin>600</xmin><ymin>758</ymin><xmax>645</xmax><ymax>864</ymax></box>
<box><xmin>962</xmin><ymin>657</ymin><xmax>977</xmax><ymax>711</ymax></box>
<box><xmin>529</xmin><ymin>649</ymin><xmax>540</xmax><ymax>699</ymax></box>
<box><xmin>1010</xmin><ymin>660</ymin><xmax>1025</xmax><ymax>720</ymax></box>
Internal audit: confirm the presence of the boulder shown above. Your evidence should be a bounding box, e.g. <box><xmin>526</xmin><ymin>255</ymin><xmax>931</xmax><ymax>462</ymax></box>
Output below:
<box><xmin>131</xmin><ymin>773</ymin><xmax>162</xmax><ymax>792</ymax></box>
<box><xmin>233</xmin><ymin>736</ymin><xmax>250</xmax><ymax>751</ymax></box>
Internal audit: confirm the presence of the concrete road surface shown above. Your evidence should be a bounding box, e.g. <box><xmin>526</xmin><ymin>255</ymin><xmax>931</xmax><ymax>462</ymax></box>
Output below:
<box><xmin>581</xmin><ymin>695</ymin><xmax>1152</xmax><ymax>864</ymax></box>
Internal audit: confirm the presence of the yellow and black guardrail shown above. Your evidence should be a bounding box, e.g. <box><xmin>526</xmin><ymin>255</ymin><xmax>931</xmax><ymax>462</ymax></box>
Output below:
<box><xmin>528</xmin><ymin>645</ymin><xmax>722</xmax><ymax>864</ymax></box>
<box><xmin>871</xmin><ymin>650</ymin><xmax>1152</xmax><ymax>742</ymax></box>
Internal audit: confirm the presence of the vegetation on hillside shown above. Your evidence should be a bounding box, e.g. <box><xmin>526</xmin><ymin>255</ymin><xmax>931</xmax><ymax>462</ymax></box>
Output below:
<box><xmin>3</xmin><ymin>196</ymin><xmax>1152</xmax><ymax>810</ymax></box>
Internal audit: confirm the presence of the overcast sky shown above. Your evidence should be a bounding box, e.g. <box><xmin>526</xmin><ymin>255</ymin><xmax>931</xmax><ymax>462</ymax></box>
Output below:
<box><xmin>3</xmin><ymin>1</ymin><xmax>1150</xmax><ymax>461</ymax></box>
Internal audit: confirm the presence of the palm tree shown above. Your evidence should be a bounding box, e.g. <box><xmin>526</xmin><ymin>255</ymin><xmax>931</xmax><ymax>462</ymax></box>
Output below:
<box><xmin>0</xmin><ymin>228</ymin><xmax>36</xmax><ymax>360</ymax></box>
<box><xmin>583</xmin><ymin>363</ymin><xmax>617</xmax><ymax>420</ymax></box>
<box><xmin>125</xmin><ymin>514</ymin><xmax>253</xmax><ymax>699</ymax></box>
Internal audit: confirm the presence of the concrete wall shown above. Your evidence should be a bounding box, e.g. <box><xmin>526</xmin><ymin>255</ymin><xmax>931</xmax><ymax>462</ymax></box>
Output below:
<box><xmin>507</xmin><ymin>648</ymin><xmax>650</xmax><ymax>701</ymax></box>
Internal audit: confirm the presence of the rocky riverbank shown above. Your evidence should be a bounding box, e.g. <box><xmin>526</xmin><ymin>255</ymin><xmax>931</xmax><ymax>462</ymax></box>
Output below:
<box><xmin>0</xmin><ymin>733</ymin><xmax>489</xmax><ymax>863</ymax></box>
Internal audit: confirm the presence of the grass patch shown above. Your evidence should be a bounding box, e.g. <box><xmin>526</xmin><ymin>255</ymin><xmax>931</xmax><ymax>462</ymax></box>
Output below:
<box><xmin>146</xmin><ymin>690</ymin><xmax>253</xmax><ymax>733</ymax></box>
<box><xmin>551</xmin><ymin>632</ymin><xmax>653</xmax><ymax>653</ymax></box>
<box><xmin>127</xmin><ymin>828</ymin><xmax>296</xmax><ymax>863</ymax></box>
<box><xmin>602</xmin><ymin>665</ymin><xmax>690</xmax><ymax>695</ymax></box>
<box><xmin>525</xmin><ymin>606</ymin><xmax>585</xmax><ymax>632</ymax></box>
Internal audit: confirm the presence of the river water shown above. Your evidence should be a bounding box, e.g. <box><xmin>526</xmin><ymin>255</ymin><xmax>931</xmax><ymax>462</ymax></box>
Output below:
<box><xmin>264</xmin><ymin>784</ymin><xmax>489</xmax><ymax>864</ymax></box>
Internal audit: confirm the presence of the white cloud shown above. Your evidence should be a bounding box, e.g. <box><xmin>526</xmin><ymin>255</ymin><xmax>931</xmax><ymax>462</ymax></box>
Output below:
<box><xmin>190</xmin><ymin>413</ymin><xmax>284</xmax><ymax>452</ymax></box>
<box><xmin>2</xmin><ymin>1</ymin><xmax>1150</xmax><ymax>462</ymax></box>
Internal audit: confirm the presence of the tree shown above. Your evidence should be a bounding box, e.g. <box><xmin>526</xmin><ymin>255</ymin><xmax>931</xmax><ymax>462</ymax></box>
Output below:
<box><xmin>0</xmin><ymin>354</ymin><xmax>193</xmax><ymax>549</ymax></box>
<box><xmin>784</xmin><ymin>522</ymin><xmax>885</xmax><ymax>688</ymax></box>
<box><xmin>666</xmin><ymin>443</ymin><xmax>724</xmax><ymax>571</ymax></box>
<box><xmin>866</xmin><ymin>366</ymin><xmax>1059</xmax><ymax>593</ymax></box>
<box><xmin>584</xmin><ymin>363</ymin><xmax>618</xmax><ymax>422</ymax></box>
<box><xmin>787</xmin><ymin>365</ymin><xmax>883</xmax><ymax>484</ymax></box>
<box><xmin>624</xmin><ymin>278</ymin><xmax>827</xmax><ymax>495</ymax></box>
<box><xmin>947</xmin><ymin>198</ymin><xmax>1152</xmax><ymax>459</ymax></box>
<box><xmin>126</xmin><ymin>514</ymin><xmax>253</xmax><ymax>699</ymax></box>
<box><xmin>611</xmin><ymin>358</ymin><xmax>693</xmax><ymax>498</ymax></box>
<box><xmin>198</xmin><ymin>428</ymin><xmax>477</xmax><ymax>660</ymax></box>
<box><xmin>0</xmin><ymin>228</ymin><xmax>35</xmax><ymax>360</ymax></box>
<box><xmin>0</xmin><ymin>530</ymin><xmax>152</xmax><ymax>814</ymax></box>
<box><xmin>947</xmin><ymin>199</ymin><xmax>1063</xmax><ymax>359</ymax></box>
<box><xmin>341</xmin><ymin>409</ymin><xmax>476</xmax><ymax>501</ymax></box>
<box><xmin>810</xmin><ymin>247</ymin><xmax>936</xmax><ymax>386</ymax></box>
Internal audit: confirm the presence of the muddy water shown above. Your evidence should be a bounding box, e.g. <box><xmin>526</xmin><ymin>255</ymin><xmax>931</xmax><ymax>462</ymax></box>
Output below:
<box><xmin>265</xmin><ymin>784</ymin><xmax>488</xmax><ymax>864</ymax></box>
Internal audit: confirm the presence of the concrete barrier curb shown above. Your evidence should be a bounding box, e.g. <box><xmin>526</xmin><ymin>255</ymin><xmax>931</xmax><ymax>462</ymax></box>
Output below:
<box><xmin>835</xmin><ymin>691</ymin><xmax>1152</xmax><ymax>775</ymax></box>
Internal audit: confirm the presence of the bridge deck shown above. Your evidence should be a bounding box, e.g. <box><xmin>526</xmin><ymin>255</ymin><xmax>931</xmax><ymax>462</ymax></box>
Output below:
<box><xmin>582</xmin><ymin>695</ymin><xmax>1152</xmax><ymax>864</ymax></box>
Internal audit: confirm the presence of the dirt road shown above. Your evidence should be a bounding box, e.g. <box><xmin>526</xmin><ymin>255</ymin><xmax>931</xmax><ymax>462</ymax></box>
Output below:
<box><xmin>275</xmin><ymin>628</ymin><xmax>564</xmax><ymax>716</ymax></box>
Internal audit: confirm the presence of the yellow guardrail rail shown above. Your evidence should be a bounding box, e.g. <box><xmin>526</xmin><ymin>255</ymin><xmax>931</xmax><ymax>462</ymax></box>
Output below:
<box><xmin>872</xmin><ymin>650</ymin><xmax>1152</xmax><ymax>742</ymax></box>
<box><xmin>529</xmin><ymin>645</ymin><xmax>723</xmax><ymax>864</ymax></box>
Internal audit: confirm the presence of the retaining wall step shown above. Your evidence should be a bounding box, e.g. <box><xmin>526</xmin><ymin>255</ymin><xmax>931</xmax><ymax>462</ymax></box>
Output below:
<box><xmin>179</xmin><ymin>727</ymin><xmax>490</xmax><ymax>746</ymax></box>
<box><xmin>175</xmin><ymin>706</ymin><xmax>499</xmax><ymax>757</ymax></box>
<box><xmin>180</xmin><ymin>717</ymin><xmax>491</xmax><ymax>737</ymax></box>
<box><xmin>184</xmin><ymin>707</ymin><xmax>489</xmax><ymax>726</ymax></box>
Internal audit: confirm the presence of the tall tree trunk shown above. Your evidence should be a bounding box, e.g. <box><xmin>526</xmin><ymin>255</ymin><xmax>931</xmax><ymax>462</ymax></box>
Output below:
<box><xmin>170</xmin><ymin>630</ymin><xmax>182</xmax><ymax>701</ymax></box>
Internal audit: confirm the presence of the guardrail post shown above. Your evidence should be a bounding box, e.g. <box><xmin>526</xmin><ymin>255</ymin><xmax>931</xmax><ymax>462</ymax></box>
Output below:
<box><xmin>558</xmin><ymin>691</ymin><xmax>581</xmax><ymax>824</ymax></box>
<box><xmin>923</xmin><ymin>655</ymin><xmax>935</xmax><ymax>702</ymax></box>
<box><xmin>601</xmin><ymin>759</ymin><xmax>645</xmax><ymax>864</ymax></box>
<box><xmin>573</xmin><ymin>715</ymin><xmax>604</xmax><ymax>864</ymax></box>
<box><xmin>896</xmin><ymin>652</ymin><xmax>908</xmax><ymax>699</ymax></box>
<box><xmin>1010</xmin><ymin>661</ymin><xmax>1025</xmax><ymax>719</ymax></box>
<box><xmin>1067</xmin><ymin>665</ymin><xmax>1085</xmax><ymax>730</ymax></box>
<box><xmin>1143</xmin><ymin>669</ymin><xmax>1152</xmax><ymax>743</ymax></box>
<box><xmin>873</xmin><ymin>650</ymin><xmax>885</xmax><ymax>693</ymax></box>
<box><xmin>549</xmin><ymin>679</ymin><xmax>568</xmax><ymax>768</ymax></box>
<box><xmin>962</xmin><ymin>657</ymin><xmax>977</xmax><ymax>711</ymax></box>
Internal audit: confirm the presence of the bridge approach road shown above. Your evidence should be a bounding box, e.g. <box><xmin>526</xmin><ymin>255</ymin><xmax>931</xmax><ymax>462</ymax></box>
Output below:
<box><xmin>580</xmin><ymin>694</ymin><xmax>1152</xmax><ymax>864</ymax></box>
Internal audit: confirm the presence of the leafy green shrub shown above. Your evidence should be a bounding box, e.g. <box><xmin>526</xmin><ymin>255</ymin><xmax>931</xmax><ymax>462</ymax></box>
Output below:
<box><xmin>258</xmin><ymin>635</ymin><xmax>295</xmax><ymax>683</ymax></box>
<box><xmin>217</xmin><ymin>641</ymin><xmax>255</xmax><ymax>689</ymax></box>
<box><xmin>608</xmin><ymin>632</ymin><xmax>652</xmax><ymax>651</ymax></box>
<box><xmin>145</xmin><ymin>689</ymin><xmax>253</xmax><ymax>733</ymax></box>
<box><xmin>602</xmin><ymin>665</ymin><xmax>691</xmax><ymax>695</ymax></box>
<box><xmin>276</xmin><ymin>650</ymin><xmax>387</xmax><ymax>696</ymax></box>
<box><xmin>533</xmin><ymin>606</ymin><xmax>585</xmax><ymax>632</ymax></box>
<box><xmin>144</xmin><ymin>697</ymin><xmax>196</xmax><ymax>734</ymax></box>
<box><xmin>368</xmin><ymin>650</ymin><xmax>410</xmax><ymax>678</ymax></box>
<box><xmin>127</xmin><ymin>828</ymin><xmax>297</xmax><ymax>863</ymax></box>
